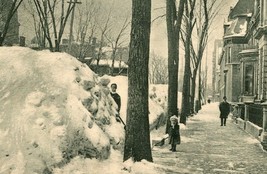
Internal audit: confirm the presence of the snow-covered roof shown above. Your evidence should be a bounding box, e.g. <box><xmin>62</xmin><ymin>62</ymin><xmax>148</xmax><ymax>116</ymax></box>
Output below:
<box><xmin>91</xmin><ymin>59</ymin><xmax>128</xmax><ymax>68</ymax></box>
<box><xmin>101</xmin><ymin>46</ymin><xmax>113</xmax><ymax>53</ymax></box>
<box><xmin>224</xmin><ymin>17</ymin><xmax>248</xmax><ymax>39</ymax></box>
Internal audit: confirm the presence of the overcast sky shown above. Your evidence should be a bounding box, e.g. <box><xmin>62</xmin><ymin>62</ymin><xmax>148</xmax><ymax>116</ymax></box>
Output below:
<box><xmin>18</xmin><ymin>0</ymin><xmax>239</xmax><ymax>84</ymax></box>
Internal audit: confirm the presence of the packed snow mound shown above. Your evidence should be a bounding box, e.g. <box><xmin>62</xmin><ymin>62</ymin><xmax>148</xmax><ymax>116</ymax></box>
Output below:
<box><xmin>0</xmin><ymin>47</ymin><xmax>124</xmax><ymax>173</ymax></box>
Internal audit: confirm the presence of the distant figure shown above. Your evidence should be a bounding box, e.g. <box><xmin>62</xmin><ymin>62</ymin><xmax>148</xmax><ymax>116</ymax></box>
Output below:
<box><xmin>110</xmin><ymin>83</ymin><xmax>121</xmax><ymax>122</ymax></box>
<box><xmin>207</xmin><ymin>99</ymin><xmax>211</xmax><ymax>104</ymax></box>
<box><xmin>168</xmin><ymin>115</ymin><xmax>181</xmax><ymax>152</ymax></box>
<box><xmin>219</xmin><ymin>96</ymin><xmax>230</xmax><ymax>126</ymax></box>
<box><xmin>232</xmin><ymin>105</ymin><xmax>239</xmax><ymax>123</ymax></box>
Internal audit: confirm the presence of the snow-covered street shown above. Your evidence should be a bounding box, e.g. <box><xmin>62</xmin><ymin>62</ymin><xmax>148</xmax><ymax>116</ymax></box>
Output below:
<box><xmin>152</xmin><ymin>103</ymin><xmax>267</xmax><ymax>174</ymax></box>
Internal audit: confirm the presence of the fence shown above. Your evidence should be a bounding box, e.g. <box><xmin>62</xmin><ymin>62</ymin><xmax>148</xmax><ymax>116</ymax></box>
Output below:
<box><xmin>239</xmin><ymin>104</ymin><xmax>245</xmax><ymax>120</ymax></box>
<box><xmin>248</xmin><ymin>104</ymin><xmax>263</xmax><ymax>127</ymax></box>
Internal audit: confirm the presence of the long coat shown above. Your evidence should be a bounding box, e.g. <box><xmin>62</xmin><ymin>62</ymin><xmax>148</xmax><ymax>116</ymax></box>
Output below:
<box><xmin>169</xmin><ymin>124</ymin><xmax>181</xmax><ymax>145</ymax></box>
<box><xmin>110</xmin><ymin>92</ymin><xmax>121</xmax><ymax>112</ymax></box>
<box><xmin>219</xmin><ymin>101</ymin><xmax>230</xmax><ymax>118</ymax></box>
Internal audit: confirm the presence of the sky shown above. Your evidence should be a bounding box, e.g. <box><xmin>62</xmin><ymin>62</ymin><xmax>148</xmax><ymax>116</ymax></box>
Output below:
<box><xmin>150</xmin><ymin>0</ymin><xmax>239</xmax><ymax>84</ymax></box>
<box><xmin>18</xmin><ymin>0</ymin><xmax>238</xmax><ymax>85</ymax></box>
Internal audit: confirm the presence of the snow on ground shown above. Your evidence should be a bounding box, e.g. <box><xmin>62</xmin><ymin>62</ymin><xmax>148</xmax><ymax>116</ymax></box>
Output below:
<box><xmin>0</xmin><ymin>46</ymin><xmax>175</xmax><ymax>174</ymax></box>
<box><xmin>188</xmin><ymin>102</ymin><xmax>220</xmax><ymax>122</ymax></box>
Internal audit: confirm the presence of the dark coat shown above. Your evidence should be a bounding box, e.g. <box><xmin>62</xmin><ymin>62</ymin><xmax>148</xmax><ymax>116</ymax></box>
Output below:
<box><xmin>110</xmin><ymin>92</ymin><xmax>121</xmax><ymax>112</ymax></box>
<box><xmin>169</xmin><ymin>124</ymin><xmax>180</xmax><ymax>145</ymax></box>
<box><xmin>219</xmin><ymin>101</ymin><xmax>230</xmax><ymax>118</ymax></box>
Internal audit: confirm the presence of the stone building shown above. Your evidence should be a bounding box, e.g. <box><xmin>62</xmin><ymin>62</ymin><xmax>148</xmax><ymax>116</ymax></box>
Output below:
<box><xmin>219</xmin><ymin>0</ymin><xmax>255</xmax><ymax>102</ymax></box>
<box><xmin>217</xmin><ymin>0</ymin><xmax>267</xmax><ymax>151</ymax></box>
<box><xmin>212</xmin><ymin>39</ymin><xmax>223</xmax><ymax>102</ymax></box>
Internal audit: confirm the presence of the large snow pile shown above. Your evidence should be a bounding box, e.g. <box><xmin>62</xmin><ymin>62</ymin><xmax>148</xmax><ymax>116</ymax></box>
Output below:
<box><xmin>0</xmin><ymin>46</ymin><xmax>182</xmax><ymax>174</ymax></box>
<box><xmin>0</xmin><ymin>47</ymin><xmax>125</xmax><ymax>173</ymax></box>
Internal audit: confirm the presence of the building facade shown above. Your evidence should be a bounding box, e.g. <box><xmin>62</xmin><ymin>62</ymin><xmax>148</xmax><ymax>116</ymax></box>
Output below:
<box><xmin>212</xmin><ymin>39</ymin><xmax>223</xmax><ymax>102</ymax></box>
<box><xmin>217</xmin><ymin>0</ymin><xmax>267</xmax><ymax>150</ymax></box>
<box><xmin>219</xmin><ymin>0</ymin><xmax>255</xmax><ymax>102</ymax></box>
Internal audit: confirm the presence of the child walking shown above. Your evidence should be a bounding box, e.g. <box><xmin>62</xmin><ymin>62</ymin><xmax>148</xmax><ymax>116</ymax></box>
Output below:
<box><xmin>168</xmin><ymin>115</ymin><xmax>181</xmax><ymax>152</ymax></box>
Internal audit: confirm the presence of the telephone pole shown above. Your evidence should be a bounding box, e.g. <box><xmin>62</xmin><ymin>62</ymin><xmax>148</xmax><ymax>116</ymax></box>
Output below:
<box><xmin>67</xmin><ymin>0</ymin><xmax>81</xmax><ymax>51</ymax></box>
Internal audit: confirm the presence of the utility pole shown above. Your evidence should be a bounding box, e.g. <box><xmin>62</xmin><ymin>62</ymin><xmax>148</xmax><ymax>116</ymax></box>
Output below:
<box><xmin>67</xmin><ymin>0</ymin><xmax>81</xmax><ymax>51</ymax></box>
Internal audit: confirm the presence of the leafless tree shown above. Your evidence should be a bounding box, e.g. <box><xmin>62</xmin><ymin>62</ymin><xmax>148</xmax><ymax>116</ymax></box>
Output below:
<box><xmin>22</xmin><ymin>0</ymin><xmax>46</xmax><ymax>48</ymax></box>
<box><xmin>0</xmin><ymin>0</ymin><xmax>23</xmax><ymax>46</ymax></box>
<box><xmin>94</xmin><ymin>6</ymin><xmax>113</xmax><ymax>69</ymax></box>
<box><xmin>180</xmin><ymin>0</ymin><xmax>196</xmax><ymax>124</ymax></box>
<box><xmin>74</xmin><ymin>1</ymin><xmax>99</xmax><ymax>61</ymax></box>
<box><xmin>165</xmin><ymin>0</ymin><xmax>185</xmax><ymax>132</ymax></box>
<box><xmin>149</xmin><ymin>52</ymin><xmax>168</xmax><ymax>84</ymax></box>
<box><xmin>105</xmin><ymin>17</ymin><xmax>130</xmax><ymax>75</ymax></box>
<box><xmin>180</xmin><ymin>0</ymin><xmax>224</xmax><ymax>119</ymax></box>
<box><xmin>33</xmin><ymin>0</ymin><xmax>76</xmax><ymax>52</ymax></box>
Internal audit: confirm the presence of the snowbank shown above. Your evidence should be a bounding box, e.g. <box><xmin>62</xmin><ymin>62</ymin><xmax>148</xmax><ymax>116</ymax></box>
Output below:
<box><xmin>0</xmin><ymin>47</ymin><xmax>124</xmax><ymax>173</ymax></box>
<box><xmin>0</xmin><ymin>46</ymin><xmax>180</xmax><ymax>174</ymax></box>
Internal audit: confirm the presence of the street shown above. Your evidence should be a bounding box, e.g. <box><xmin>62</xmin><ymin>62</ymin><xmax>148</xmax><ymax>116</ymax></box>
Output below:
<box><xmin>152</xmin><ymin>103</ymin><xmax>267</xmax><ymax>174</ymax></box>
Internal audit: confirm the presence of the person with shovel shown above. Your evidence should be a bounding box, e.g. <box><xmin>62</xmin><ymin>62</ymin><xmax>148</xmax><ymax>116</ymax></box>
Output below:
<box><xmin>110</xmin><ymin>83</ymin><xmax>126</xmax><ymax>129</ymax></box>
<box><xmin>168</xmin><ymin>115</ymin><xmax>181</xmax><ymax>152</ymax></box>
<box><xmin>110</xmin><ymin>83</ymin><xmax>121</xmax><ymax>119</ymax></box>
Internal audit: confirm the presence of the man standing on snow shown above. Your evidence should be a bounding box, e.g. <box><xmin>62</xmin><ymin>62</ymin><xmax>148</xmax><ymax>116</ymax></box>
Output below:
<box><xmin>110</xmin><ymin>83</ymin><xmax>121</xmax><ymax>122</ymax></box>
<box><xmin>219</xmin><ymin>96</ymin><xmax>230</xmax><ymax>126</ymax></box>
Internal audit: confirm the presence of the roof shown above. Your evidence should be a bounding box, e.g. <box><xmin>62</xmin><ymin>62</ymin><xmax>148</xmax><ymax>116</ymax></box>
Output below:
<box><xmin>228</xmin><ymin>0</ymin><xmax>254</xmax><ymax>19</ymax></box>
<box><xmin>224</xmin><ymin>16</ymin><xmax>248</xmax><ymax>39</ymax></box>
<box><xmin>90</xmin><ymin>59</ymin><xmax>128</xmax><ymax>68</ymax></box>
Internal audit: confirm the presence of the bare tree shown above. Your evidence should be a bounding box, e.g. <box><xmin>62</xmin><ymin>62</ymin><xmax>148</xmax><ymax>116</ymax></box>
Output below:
<box><xmin>105</xmin><ymin>17</ymin><xmax>130</xmax><ymax>76</ymax></box>
<box><xmin>180</xmin><ymin>0</ymin><xmax>223</xmax><ymax>118</ymax></box>
<box><xmin>74</xmin><ymin>1</ymin><xmax>99</xmax><ymax>61</ymax></box>
<box><xmin>149</xmin><ymin>52</ymin><xmax>168</xmax><ymax>84</ymax></box>
<box><xmin>93</xmin><ymin>7</ymin><xmax>113</xmax><ymax>70</ymax></box>
<box><xmin>123</xmin><ymin>0</ymin><xmax>152</xmax><ymax>162</ymax></box>
<box><xmin>180</xmin><ymin>0</ymin><xmax>196</xmax><ymax>124</ymax></box>
<box><xmin>193</xmin><ymin>0</ymin><xmax>223</xmax><ymax>113</ymax></box>
<box><xmin>0</xmin><ymin>0</ymin><xmax>23</xmax><ymax>46</ymax></box>
<box><xmin>33</xmin><ymin>0</ymin><xmax>76</xmax><ymax>52</ymax></box>
<box><xmin>22</xmin><ymin>0</ymin><xmax>46</xmax><ymax>48</ymax></box>
<box><xmin>165</xmin><ymin>0</ymin><xmax>185</xmax><ymax>133</ymax></box>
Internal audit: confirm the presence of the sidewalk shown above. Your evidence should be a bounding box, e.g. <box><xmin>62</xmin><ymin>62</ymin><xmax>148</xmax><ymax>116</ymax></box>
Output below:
<box><xmin>152</xmin><ymin>103</ymin><xmax>267</xmax><ymax>174</ymax></box>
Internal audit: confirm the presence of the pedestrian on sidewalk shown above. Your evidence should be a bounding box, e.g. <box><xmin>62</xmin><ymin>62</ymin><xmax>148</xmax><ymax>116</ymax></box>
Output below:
<box><xmin>168</xmin><ymin>115</ymin><xmax>181</xmax><ymax>152</ymax></box>
<box><xmin>232</xmin><ymin>105</ymin><xmax>239</xmax><ymax>123</ymax></box>
<box><xmin>219</xmin><ymin>96</ymin><xmax>230</xmax><ymax>126</ymax></box>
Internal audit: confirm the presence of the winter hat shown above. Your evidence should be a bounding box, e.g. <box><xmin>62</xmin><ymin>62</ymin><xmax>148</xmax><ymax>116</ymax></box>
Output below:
<box><xmin>170</xmin><ymin>115</ymin><xmax>178</xmax><ymax>122</ymax></box>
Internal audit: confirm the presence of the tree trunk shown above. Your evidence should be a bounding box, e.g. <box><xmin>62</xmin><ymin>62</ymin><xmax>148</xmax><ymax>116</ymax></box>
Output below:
<box><xmin>180</xmin><ymin>48</ymin><xmax>191</xmax><ymax>124</ymax></box>
<box><xmin>190</xmin><ymin>70</ymin><xmax>197</xmax><ymax>114</ymax></box>
<box><xmin>123</xmin><ymin>0</ymin><xmax>152</xmax><ymax>162</ymax></box>
<box><xmin>180</xmin><ymin>13</ymin><xmax>192</xmax><ymax>124</ymax></box>
<box><xmin>165</xmin><ymin>0</ymin><xmax>185</xmax><ymax>133</ymax></box>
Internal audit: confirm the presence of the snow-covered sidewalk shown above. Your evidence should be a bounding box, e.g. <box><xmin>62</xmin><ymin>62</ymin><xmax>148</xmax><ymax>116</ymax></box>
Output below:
<box><xmin>152</xmin><ymin>103</ymin><xmax>267</xmax><ymax>174</ymax></box>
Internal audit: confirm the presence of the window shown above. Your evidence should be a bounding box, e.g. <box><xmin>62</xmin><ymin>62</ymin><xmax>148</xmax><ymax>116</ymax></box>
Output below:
<box><xmin>227</xmin><ymin>47</ymin><xmax>231</xmax><ymax>63</ymax></box>
<box><xmin>244</xmin><ymin>64</ymin><xmax>254</xmax><ymax>95</ymax></box>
